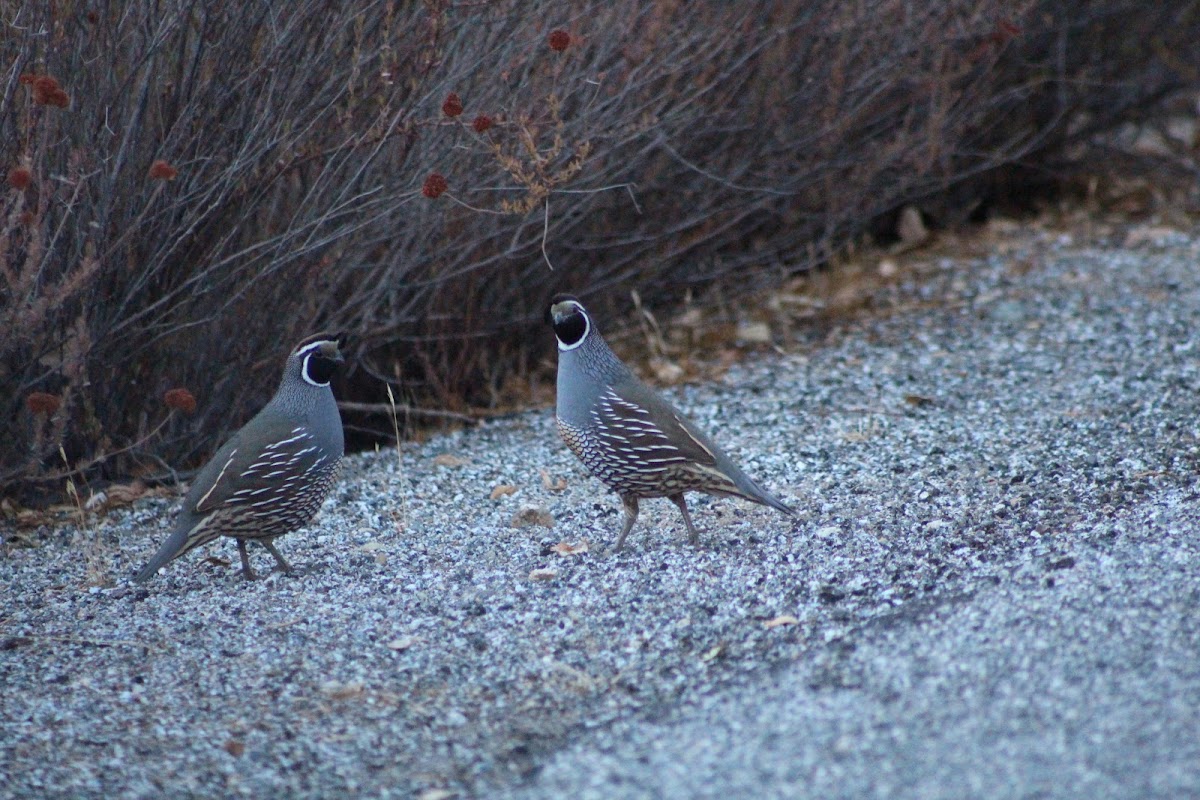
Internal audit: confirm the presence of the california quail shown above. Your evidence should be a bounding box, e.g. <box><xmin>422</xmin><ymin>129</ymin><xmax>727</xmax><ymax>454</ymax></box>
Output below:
<box><xmin>547</xmin><ymin>295</ymin><xmax>794</xmax><ymax>550</ymax></box>
<box><xmin>134</xmin><ymin>335</ymin><xmax>345</xmax><ymax>582</ymax></box>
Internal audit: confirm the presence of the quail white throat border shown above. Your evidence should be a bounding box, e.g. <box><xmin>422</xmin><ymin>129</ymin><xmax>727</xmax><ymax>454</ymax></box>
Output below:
<box><xmin>556</xmin><ymin>304</ymin><xmax>590</xmax><ymax>352</ymax></box>
<box><xmin>299</xmin><ymin>343</ymin><xmax>334</xmax><ymax>387</ymax></box>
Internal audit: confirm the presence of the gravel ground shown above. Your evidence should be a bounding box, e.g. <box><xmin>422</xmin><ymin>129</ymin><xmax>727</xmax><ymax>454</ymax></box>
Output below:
<box><xmin>3</xmin><ymin>221</ymin><xmax>1200</xmax><ymax>799</ymax></box>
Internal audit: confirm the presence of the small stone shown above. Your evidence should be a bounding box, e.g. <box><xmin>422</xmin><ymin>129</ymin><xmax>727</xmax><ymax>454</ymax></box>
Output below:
<box><xmin>386</xmin><ymin>636</ymin><xmax>419</xmax><ymax>651</ymax></box>
<box><xmin>896</xmin><ymin>205</ymin><xmax>930</xmax><ymax>247</ymax></box>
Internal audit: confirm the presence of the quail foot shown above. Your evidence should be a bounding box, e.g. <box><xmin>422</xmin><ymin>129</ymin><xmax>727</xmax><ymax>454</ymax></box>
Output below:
<box><xmin>547</xmin><ymin>294</ymin><xmax>794</xmax><ymax>550</ymax></box>
<box><xmin>134</xmin><ymin>334</ymin><xmax>345</xmax><ymax>582</ymax></box>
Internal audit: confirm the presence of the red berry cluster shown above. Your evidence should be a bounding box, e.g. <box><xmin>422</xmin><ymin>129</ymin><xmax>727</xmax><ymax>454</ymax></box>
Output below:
<box><xmin>7</xmin><ymin>167</ymin><xmax>32</xmax><ymax>190</ymax></box>
<box><xmin>164</xmin><ymin>388</ymin><xmax>197</xmax><ymax>414</ymax></box>
<box><xmin>422</xmin><ymin>173</ymin><xmax>448</xmax><ymax>199</ymax></box>
<box><xmin>548</xmin><ymin>30</ymin><xmax>571</xmax><ymax>51</ymax></box>
<box><xmin>26</xmin><ymin>392</ymin><xmax>61</xmax><ymax>415</ymax></box>
<box><xmin>148</xmin><ymin>160</ymin><xmax>178</xmax><ymax>180</ymax></box>
<box><xmin>442</xmin><ymin>93</ymin><xmax>463</xmax><ymax>118</ymax></box>
<box><xmin>20</xmin><ymin>74</ymin><xmax>70</xmax><ymax>107</ymax></box>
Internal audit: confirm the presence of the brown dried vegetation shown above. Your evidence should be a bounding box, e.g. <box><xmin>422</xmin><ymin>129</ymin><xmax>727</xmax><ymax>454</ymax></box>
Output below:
<box><xmin>1</xmin><ymin>0</ymin><xmax>1197</xmax><ymax>502</ymax></box>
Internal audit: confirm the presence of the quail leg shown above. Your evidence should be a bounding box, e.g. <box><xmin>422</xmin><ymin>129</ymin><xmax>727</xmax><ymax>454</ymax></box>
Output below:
<box><xmin>236</xmin><ymin>539</ymin><xmax>257</xmax><ymax>580</ymax></box>
<box><xmin>613</xmin><ymin>495</ymin><xmax>640</xmax><ymax>552</ymax></box>
<box><xmin>261</xmin><ymin>539</ymin><xmax>293</xmax><ymax>575</ymax></box>
<box><xmin>668</xmin><ymin>494</ymin><xmax>700</xmax><ymax>546</ymax></box>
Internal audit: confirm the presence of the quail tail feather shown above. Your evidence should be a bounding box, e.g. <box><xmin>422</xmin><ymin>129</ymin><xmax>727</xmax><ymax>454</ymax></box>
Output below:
<box><xmin>723</xmin><ymin>468</ymin><xmax>795</xmax><ymax>516</ymax></box>
<box><xmin>743</xmin><ymin>482</ymin><xmax>795</xmax><ymax>516</ymax></box>
<box><xmin>133</xmin><ymin>517</ymin><xmax>212</xmax><ymax>583</ymax></box>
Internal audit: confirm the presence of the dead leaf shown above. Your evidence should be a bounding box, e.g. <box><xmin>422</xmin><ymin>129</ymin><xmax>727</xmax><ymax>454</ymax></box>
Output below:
<box><xmin>700</xmin><ymin>644</ymin><xmax>724</xmax><ymax>662</ymax></box>
<box><xmin>490</xmin><ymin>484</ymin><xmax>518</xmax><ymax>500</ymax></box>
<box><xmin>775</xmin><ymin>293</ymin><xmax>825</xmax><ymax>312</ymax></box>
<box><xmin>650</xmin><ymin>358</ymin><xmax>684</xmax><ymax>383</ymax></box>
<box><xmin>15</xmin><ymin>509</ymin><xmax>46</xmax><ymax>528</ymax></box>
<box><xmin>675</xmin><ymin>307</ymin><xmax>704</xmax><ymax>328</ymax></box>
<box><xmin>510</xmin><ymin>506</ymin><xmax>554</xmax><ymax>529</ymax></box>
<box><xmin>764</xmin><ymin>615</ymin><xmax>799</xmax><ymax>629</ymax></box>
<box><xmin>432</xmin><ymin>453</ymin><xmax>468</xmax><ymax>467</ymax></box>
<box><xmin>386</xmin><ymin>636</ymin><xmax>420</xmax><ymax>651</ymax></box>
<box><xmin>528</xmin><ymin>568</ymin><xmax>558</xmax><ymax>581</ymax></box>
<box><xmin>104</xmin><ymin>481</ymin><xmax>148</xmax><ymax>507</ymax></box>
<box><xmin>1124</xmin><ymin>225</ymin><xmax>1180</xmax><ymax>248</ymax></box>
<box><xmin>202</xmin><ymin>556</ymin><xmax>232</xmax><ymax>568</ymax></box>
<box><xmin>321</xmin><ymin>680</ymin><xmax>364</xmax><ymax>699</ymax></box>
<box><xmin>903</xmin><ymin>394</ymin><xmax>935</xmax><ymax>408</ymax></box>
<box><xmin>539</xmin><ymin>469</ymin><xmax>567</xmax><ymax>492</ymax></box>
<box><xmin>550</xmin><ymin>539</ymin><xmax>589</xmax><ymax>557</ymax></box>
<box><xmin>359</xmin><ymin>540</ymin><xmax>386</xmax><ymax>552</ymax></box>
<box><xmin>735</xmin><ymin>321</ymin><xmax>771</xmax><ymax>344</ymax></box>
<box><xmin>417</xmin><ymin>790</ymin><xmax>456</xmax><ymax>800</ymax></box>
<box><xmin>223</xmin><ymin>739</ymin><xmax>245</xmax><ymax>758</ymax></box>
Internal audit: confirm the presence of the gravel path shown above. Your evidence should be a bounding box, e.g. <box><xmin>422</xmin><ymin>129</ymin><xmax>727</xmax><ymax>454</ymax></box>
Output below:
<box><xmin>3</xmin><ymin>221</ymin><xmax>1199</xmax><ymax>799</ymax></box>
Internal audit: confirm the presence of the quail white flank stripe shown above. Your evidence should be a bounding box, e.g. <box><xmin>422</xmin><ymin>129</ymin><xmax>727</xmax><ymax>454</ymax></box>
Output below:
<box><xmin>547</xmin><ymin>294</ymin><xmax>794</xmax><ymax>550</ymax></box>
<box><xmin>134</xmin><ymin>334</ymin><xmax>346</xmax><ymax>582</ymax></box>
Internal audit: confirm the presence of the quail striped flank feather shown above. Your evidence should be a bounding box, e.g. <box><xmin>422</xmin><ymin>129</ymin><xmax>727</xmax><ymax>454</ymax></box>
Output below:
<box><xmin>547</xmin><ymin>295</ymin><xmax>794</xmax><ymax>550</ymax></box>
<box><xmin>134</xmin><ymin>335</ymin><xmax>345</xmax><ymax>582</ymax></box>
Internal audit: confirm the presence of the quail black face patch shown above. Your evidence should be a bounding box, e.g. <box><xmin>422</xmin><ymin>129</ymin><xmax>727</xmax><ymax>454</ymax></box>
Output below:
<box><xmin>302</xmin><ymin>342</ymin><xmax>343</xmax><ymax>386</ymax></box>
<box><xmin>552</xmin><ymin>304</ymin><xmax>589</xmax><ymax>348</ymax></box>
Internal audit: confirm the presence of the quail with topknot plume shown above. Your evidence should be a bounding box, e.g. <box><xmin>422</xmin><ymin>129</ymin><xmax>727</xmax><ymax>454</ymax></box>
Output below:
<box><xmin>134</xmin><ymin>335</ymin><xmax>346</xmax><ymax>582</ymax></box>
<box><xmin>547</xmin><ymin>295</ymin><xmax>794</xmax><ymax>550</ymax></box>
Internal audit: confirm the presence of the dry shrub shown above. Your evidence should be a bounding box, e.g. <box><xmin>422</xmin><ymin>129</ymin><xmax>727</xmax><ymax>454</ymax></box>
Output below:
<box><xmin>1</xmin><ymin>0</ymin><xmax>1196</xmax><ymax>501</ymax></box>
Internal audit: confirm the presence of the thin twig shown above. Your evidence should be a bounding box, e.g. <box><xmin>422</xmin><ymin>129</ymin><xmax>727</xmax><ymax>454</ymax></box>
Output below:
<box><xmin>541</xmin><ymin>197</ymin><xmax>554</xmax><ymax>271</ymax></box>
<box><xmin>10</xmin><ymin>633</ymin><xmax>158</xmax><ymax>650</ymax></box>
<box><xmin>21</xmin><ymin>414</ymin><xmax>175</xmax><ymax>485</ymax></box>
<box><xmin>336</xmin><ymin>400</ymin><xmax>479</xmax><ymax>423</ymax></box>
<box><xmin>444</xmin><ymin>193</ymin><xmax>507</xmax><ymax>215</ymax></box>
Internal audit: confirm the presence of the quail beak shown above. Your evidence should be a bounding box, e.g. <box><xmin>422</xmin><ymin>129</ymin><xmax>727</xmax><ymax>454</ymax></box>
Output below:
<box><xmin>550</xmin><ymin>302</ymin><xmax>572</xmax><ymax>325</ymax></box>
<box><xmin>321</xmin><ymin>341</ymin><xmax>345</xmax><ymax>363</ymax></box>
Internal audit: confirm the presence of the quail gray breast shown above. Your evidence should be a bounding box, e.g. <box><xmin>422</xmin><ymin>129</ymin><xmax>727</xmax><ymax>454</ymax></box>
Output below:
<box><xmin>134</xmin><ymin>334</ymin><xmax>346</xmax><ymax>582</ymax></box>
<box><xmin>547</xmin><ymin>294</ymin><xmax>794</xmax><ymax>550</ymax></box>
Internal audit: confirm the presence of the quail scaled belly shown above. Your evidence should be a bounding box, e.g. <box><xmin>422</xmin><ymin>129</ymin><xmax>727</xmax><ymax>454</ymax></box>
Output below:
<box><xmin>547</xmin><ymin>294</ymin><xmax>794</xmax><ymax>550</ymax></box>
<box><xmin>134</xmin><ymin>335</ymin><xmax>346</xmax><ymax>582</ymax></box>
